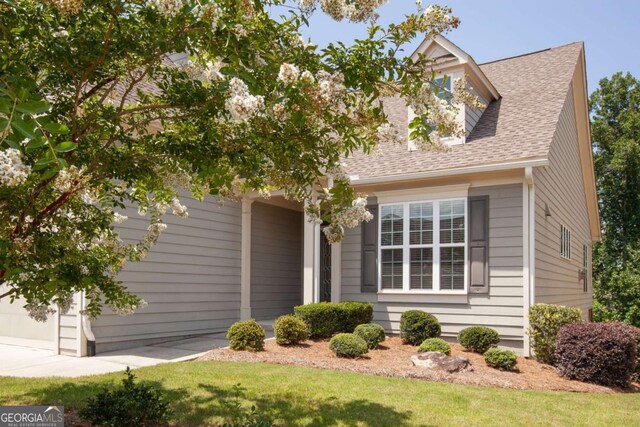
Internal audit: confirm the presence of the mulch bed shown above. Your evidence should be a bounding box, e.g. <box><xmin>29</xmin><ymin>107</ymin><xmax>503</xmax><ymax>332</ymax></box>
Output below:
<box><xmin>197</xmin><ymin>336</ymin><xmax>640</xmax><ymax>393</ymax></box>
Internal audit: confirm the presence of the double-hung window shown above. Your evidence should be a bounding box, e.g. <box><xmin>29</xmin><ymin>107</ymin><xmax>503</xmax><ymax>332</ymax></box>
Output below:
<box><xmin>379</xmin><ymin>198</ymin><xmax>467</xmax><ymax>293</ymax></box>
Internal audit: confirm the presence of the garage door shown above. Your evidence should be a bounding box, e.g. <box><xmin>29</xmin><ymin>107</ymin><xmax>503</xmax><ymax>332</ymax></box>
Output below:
<box><xmin>0</xmin><ymin>292</ymin><xmax>56</xmax><ymax>351</ymax></box>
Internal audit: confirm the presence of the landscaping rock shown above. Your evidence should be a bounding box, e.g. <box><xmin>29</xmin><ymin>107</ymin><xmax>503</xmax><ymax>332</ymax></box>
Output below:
<box><xmin>411</xmin><ymin>352</ymin><xmax>470</xmax><ymax>373</ymax></box>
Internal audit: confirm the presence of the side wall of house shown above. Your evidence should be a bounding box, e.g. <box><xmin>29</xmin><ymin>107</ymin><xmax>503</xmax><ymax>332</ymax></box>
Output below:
<box><xmin>341</xmin><ymin>184</ymin><xmax>525</xmax><ymax>351</ymax></box>
<box><xmin>250</xmin><ymin>202</ymin><xmax>302</xmax><ymax>320</ymax></box>
<box><xmin>92</xmin><ymin>196</ymin><xmax>242</xmax><ymax>353</ymax></box>
<box><xmin>534</xmin><ymin>86</ymin><xmax>593</xmax><ymax>315</ymax></box>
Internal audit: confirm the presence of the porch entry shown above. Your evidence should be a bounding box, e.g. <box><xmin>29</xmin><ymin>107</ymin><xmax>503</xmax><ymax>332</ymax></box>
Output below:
<box><xmin>319</xmin><ymin>226</ymin><xmax>332</xmax><ymax>302</ymax></box>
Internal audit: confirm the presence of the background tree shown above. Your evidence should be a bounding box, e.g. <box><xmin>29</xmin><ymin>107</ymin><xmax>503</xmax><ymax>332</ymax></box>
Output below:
<box><xmin>590</xmin><ymin>72</ymin><xmax>640</xmax><ymax>327</ymax></box>
<box><xmin>0</xmin><ymin>1</ymin><xmax>479</xmax><ymax>319</ymax></box>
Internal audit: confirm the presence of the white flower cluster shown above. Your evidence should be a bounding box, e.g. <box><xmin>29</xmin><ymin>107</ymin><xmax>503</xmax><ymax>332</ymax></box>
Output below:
<box><xmin>201</xmin><ymin>59</ymin><xmax>225</xmax><ymax>84</ymax></box>
<box><xmin>108</xmin><ymin>299</ymin><xmax>148</xmax><ymax>317</ymax></box>
<box><xmin>57</xmin><ymin>293</ymin><xmax>74</xmax><ymax>316</ymax></box>
<box><xmin>149</xmin><ymin>0</ymin><xmax>186</xmax><ymax>17</ymax></box>
<box><xmin>305</xmin><ymin>200</ymin><xmax>323</xmax><ymax>225</ymax></box>
<box><xmin>300</xmin><ymin>0</ymin><xmax>386</xmax><ymax>22</ymax></box>
<box><xmin>195</xmin><ymin>2</ymin><xmax>223</xmax><ymax>30</ymax></box>
<box><xmin>301</xmin><ymin>70</ymin><xmax>315</xmax><ymax>84</ymax></box>
<box><xmin>234</xmin><ymin>24</ymin><xmax>248</xmax><ymax>38</ymax></box>
<box><xmin>317</xmin><ymin>70</ymin><xmax>346</xmax><ymax>102</ymax></box>
<box><xmin>225</xmin><ymin>77</ymin><xmax>264</xmax><ymax>122</ymax></box>
<box><xmin>113</xmin><ymin>212</ymin><xmax>128</xmax><ymax>224</ymax></box>
<box><xmin>377</xmin><ymin>123</ymin><xmax>403</xmax><ymax>144</ymax></box>
<box><xmin>45</xmin><ymin>0</ymin><xmax>82</xmax><ymax>16</ymax></box>
<box><xmin>420</xmin><ymin>4</ymin><xmax>458</xmax><ymax>35</ymax></box>
<box><xmin>325</xmin><ymin>163</ymin><xmax>349</xmax><ymax>182</ymax></box>
<box><xmin>145</xmin><ymin>222</ymin><xmax>167</xmax><ymax>246</ymax></box>
<box><xmin>453</xmin><ymin>76</ymin><xmax>485</xmax><ymax>111</ymax></box>
<box><xmin>278</xmin><ymin>63</ymin><xmax>300</xmax><ymax>85</ymax></box>
<box><xmin>171</xmin><ymin>197</ymin><xmax>188</xmax><ymax>218</ymax></box>
<box><xmin>25</xmin><ymin>300</ymin><xmax>56</xmax><ymax>323</ymax></box>
<box><xmin>322</xmin><ymin>222</ymin><xmax>344</xmax><ymax>244</ymax></box>
<box><xmin>54</xmin><ymin>165</ymin><xmax>83</xmax><ymax>193</ymax></box>
<box><xmin>334</xmin><ymin>197</ymin><xmax>373</xmax><ymax>228</ymax></box>
<box><xmin>0</xmin><ymin>148</ymin><xmax>30</xmax><ymax>187</ymax></box>
<box><xmin>272</xmin><ymin>102</ymin><xmax>288</xmax><ymax>122</ymax></box>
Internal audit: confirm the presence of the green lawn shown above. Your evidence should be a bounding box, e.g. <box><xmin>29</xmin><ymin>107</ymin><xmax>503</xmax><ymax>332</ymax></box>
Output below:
<box><xmin>0</xmin><ymin>361</ymin><xmax>639</xmax><ymax>426</ymax></box>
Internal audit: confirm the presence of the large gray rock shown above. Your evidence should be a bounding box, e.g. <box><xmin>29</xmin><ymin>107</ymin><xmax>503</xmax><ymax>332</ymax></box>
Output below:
<box><xmin>411</xmin><ymin>352</ymin><xmax>471</xmax><ymax>373</ymax></box>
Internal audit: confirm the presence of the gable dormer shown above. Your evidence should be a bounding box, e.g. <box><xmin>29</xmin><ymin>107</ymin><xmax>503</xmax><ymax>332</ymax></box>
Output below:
<box><xmin>408</xmin><ymin>35</ymin><xmax>500</xmax><ymax>149</ymax></box>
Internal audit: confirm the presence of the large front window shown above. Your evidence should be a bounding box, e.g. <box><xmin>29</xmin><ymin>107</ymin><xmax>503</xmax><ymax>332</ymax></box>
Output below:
<box><xmin>380</xmin><ymin>199</ymin><xmax>467</xmax><ymax>293</ymax></box>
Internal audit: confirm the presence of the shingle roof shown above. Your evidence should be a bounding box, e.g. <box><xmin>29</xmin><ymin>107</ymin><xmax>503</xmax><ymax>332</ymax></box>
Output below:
<box><xmin>343</xmin><ymin>42</ymin><xmax>584</xmax><ymax>181</ymax></box>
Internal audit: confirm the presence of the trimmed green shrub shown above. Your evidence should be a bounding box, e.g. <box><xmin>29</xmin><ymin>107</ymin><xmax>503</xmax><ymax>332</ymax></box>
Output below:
<box><xmin>458</xmin><ymin>326</ymin><xmax>500</xmax><ymax>353</ymax></box>
<box><xmin>528</xmin><ymin>303</ymin><xmax>583</xmax><ymax>365</ymax></box>
<box><xmin>484</xmin><ymin>348</ymin><xmax>518</xmax><ymax>371</ymax></box>
<box><xmin>274</xmin><ymin>315</ymin><xmax>308</xmax><ymax>345</ymax></box>
<box><xmin>353</xmin><ymin>323</ymin><xmax>386</xmax><ymax>349</ymax></box>
<box><xmin>80</xmin><ymin>367</ymin><xmax>170</xmax><ymax>427</ymax></box>
<box><xmin>399</xmin><ymin>310</ymin><xmax>441</xmax><ymax>345</ymax></box>
<box><xmin>555</xmin><ymin>322</ymin><xmax>637</xmax><ymax>387</ymax></box>
<box><xmin>418</xmin><ymin>338</ymin><xmax>451</xmax><ymax>355</ymax></box>
<box><xmin>293</xmin><ymin>301</ymin><xmax>373</xmax><ymax>338</ymax></box>
<box><xmin>329</xmin><ymin>333</ymin><xmax>369</xmax><ymax>358</ymax></box>
<box><xmin>227</xmin><ymin>319</ymin><xmax>265</xmax><ymax>351</ymax></box>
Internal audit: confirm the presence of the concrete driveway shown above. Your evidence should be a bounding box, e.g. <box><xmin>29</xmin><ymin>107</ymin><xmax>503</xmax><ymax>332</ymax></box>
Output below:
<box><xmin>0</xmin><ymin>333</ymin><xmax>229</xmax><ymax>378</ymax></box>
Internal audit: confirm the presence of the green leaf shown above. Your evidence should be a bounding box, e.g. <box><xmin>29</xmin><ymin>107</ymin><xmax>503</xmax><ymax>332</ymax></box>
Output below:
<box><xmin>15</xmin><ymin>100</ymin><xmax>51</xmax><ymax>115</ymax></box>
<box><xmin>11</xmin><ymin>118</ymin><xmax>38</xmax><ymax>139</ymax></box>
<box><xmin>41</xmin><ymin>167</ymin><xmax>60</xmax><ymax>180</ymax></box>
<box><xmin>54</xmin><ymin>141</ymin><xmax>77</xmax><ymax>153</ymax></box>
<box><xmin>42</xmin><ymin>122</ymin><xmax>69</xmax><ymax>135</ymax></box>
<box><xmin>26</xmin><ymin>139</ymin><xmax>47</xmax><ymax>151</ymax></box>
<box><xmin>0</xmin><ymin>117</ymin><xmax>8</xmax><ymax>132</ymax></box>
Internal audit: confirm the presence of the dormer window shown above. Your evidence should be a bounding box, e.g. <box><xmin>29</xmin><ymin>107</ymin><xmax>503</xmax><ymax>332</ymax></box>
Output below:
<box><xmin>433</xmin><ymin>76</ymin><xmax>452</xmax><ymax>101</ymax></box>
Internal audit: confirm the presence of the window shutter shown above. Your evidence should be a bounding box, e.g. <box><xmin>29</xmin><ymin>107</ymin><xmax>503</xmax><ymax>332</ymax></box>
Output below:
<box><xmin>468</xmin><ymin>196</ymin><xmax>489</xmax><ymax>294</ymax></box>
<box><xmin>361</xmin><ymin>198</ymin><xmax>378</xmax><ymax>293</ymax></box>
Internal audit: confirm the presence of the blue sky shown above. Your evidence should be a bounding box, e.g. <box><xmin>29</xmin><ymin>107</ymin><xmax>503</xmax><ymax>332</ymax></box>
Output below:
<box><xmin>295</xmin><ymin>1</ymin><xmax>640</xmax><ymax>93</ymax></box>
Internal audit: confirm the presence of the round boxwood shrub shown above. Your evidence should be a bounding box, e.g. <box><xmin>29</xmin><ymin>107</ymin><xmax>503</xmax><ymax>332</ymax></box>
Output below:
<box><xmin>353</xmin><ymin>323</ymin><xmax>386</xmax><ymax>349</ymax></box>
<box><xmin>484</xmin><ymin>348</ymin><xmax>518</xmax><ymax>371</ymax></box>
<box><xmin>227</xmin><ymin>319</ymin><xmax>265</xmax><ymax>351</ymax></box>
<box><xmin>293</xmin><ymin>301</ymin><xmax>373</xmax><ymax>338</ymax></box>
<box><xmin>329</xmin><ymin>333</ymin><xmax>369</xmax><ymax>358</ymax></box>
<box><xmin>399</xmin><ymin>310</ymin><xmax>441</xmax><ymax>345</ymax></box>
<box><xmin>274</xmin><ymin>315</ymin><xmax>309</xmax><ymax>345</ymax></box>
<box><xmin>418</xmin><ymin>338</ymin><xmax>451</xmax><ymax>355</ymax></box>
<box><xmin>528</xmin><ymin>303</ymin><xmax>583</xmax><ymax>365</ymax></box>
<box><xmin>555</xmin><ymin>322</ymin><xmax>637</xmax><ymax>387</ymax></box>
<box><xmin>458</xmin><ymin>326</ymin><xmax>500</xmax><ymax>353</ymax></box>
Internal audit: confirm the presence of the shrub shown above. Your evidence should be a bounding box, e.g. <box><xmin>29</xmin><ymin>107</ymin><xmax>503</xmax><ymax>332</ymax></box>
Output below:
<box><xmin>418</xmin><ymin>338</ymin><xmax>451</xmax><ymax>355</ymax></box>
<box><xmin>293</xmin><ymin>301</ymin><xmax>373</xmax><ymax>338</ymax></box>
<box><xmin>399</xmin><ymin>310</ymin><xmax>441</xmax><ymax>345</ymax></box>
<box><xmin>528</xmin><ymin>303</ymin><xmax>583</xmax><ymax>365</ymax></box>
<box><xmin>353</xmin><ymin>323</ymin><xmax>386</xmax><ymax>349</ymax></box>
<box><xmin>458</xmin><ymin>326</ymin><xmax>500</xmax><ymax>353</ymax></box>
<box><xmin>329</xmin><ymin>333</ymin><xmax>369</xmax><ymax>358</ymax></box>
<box><xmin>274</xmin><ymin>315</ymin><xmax>308</xmax><ymax>345</ymax></box>
<box><xmin>80</xmin><ymin>367</ymin><xmax>170</xmax><ymax>427</ymax></box>
<box><xmin>621</xmin><ymin>323</ymin><xmax>640</xmax><ymax>383</ymax></box>
<box><xmin>555</xmin><ymin>322</ymin><xmax>637</xmax><ymax>387</ymax></box>
<box><xmin>227</xmin><ymin>319</ymin><xmax>265</xmax><ymax>351</ymax></box>
<box><xmin>484</xmin><ymin>348</ymin><xmax>518</xmax><ymax>371</ymax></box>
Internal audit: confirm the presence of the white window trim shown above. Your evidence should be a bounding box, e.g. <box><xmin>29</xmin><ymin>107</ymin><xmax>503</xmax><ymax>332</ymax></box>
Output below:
<box><xmin>377</xmin><ymin>196</ymin><xmax>468</xmax><ymax>295</ymax></box>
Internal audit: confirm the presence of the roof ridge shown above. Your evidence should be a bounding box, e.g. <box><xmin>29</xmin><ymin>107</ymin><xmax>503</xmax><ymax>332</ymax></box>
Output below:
<box><xmin>478</xmin><ymin>41</ymin><xmax>582</xmax><ymax>66</ymax></box>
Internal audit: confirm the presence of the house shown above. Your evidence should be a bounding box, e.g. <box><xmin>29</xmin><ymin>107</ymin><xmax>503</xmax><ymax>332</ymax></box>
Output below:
<box><xmin>0</xmin><ymin>36</ymin><xmax>600</xmax><ymax>357</ymax></box>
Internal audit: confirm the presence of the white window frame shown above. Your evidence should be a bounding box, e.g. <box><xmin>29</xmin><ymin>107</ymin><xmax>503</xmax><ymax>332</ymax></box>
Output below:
<box><xmin>378</xmin><ymin>197</ymin><xmax>468</xmax><ymax>295</ymax></box>
<box><xmin>560</xmin><ymin>224</ymin><xmax>571</xmax><ymax>260</ymax></box>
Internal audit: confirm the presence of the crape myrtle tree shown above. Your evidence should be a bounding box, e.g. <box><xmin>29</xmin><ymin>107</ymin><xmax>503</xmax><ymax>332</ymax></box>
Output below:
<box><xmin>590</xmin><ymin>72</ymin><xmax>640</xmax><ymax>327</ymax></box>
<box><xmin>0</xmin><ymin>0</ymin><xmax>482</xmax><ymax>320</ymax></box>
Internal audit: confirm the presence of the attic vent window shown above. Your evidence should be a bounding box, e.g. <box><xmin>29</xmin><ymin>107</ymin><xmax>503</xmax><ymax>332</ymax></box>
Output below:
<box><xmin>560</xmin><ymin>225</ymin><xmax>571</xmax><ymax>259</ymax></box>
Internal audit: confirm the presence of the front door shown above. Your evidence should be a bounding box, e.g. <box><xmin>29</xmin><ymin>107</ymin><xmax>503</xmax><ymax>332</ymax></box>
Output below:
<box><xmin>319</xmin><ymin>227</ymin><xmax>332</xmax><ymax>302</ymax></box>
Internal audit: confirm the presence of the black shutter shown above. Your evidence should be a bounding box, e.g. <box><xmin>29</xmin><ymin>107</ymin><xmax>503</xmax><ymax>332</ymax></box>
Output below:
<box><xmin>361</xmin><ymin>198</ymin><xmax>378</xmax><ymax>293</ymax></box>
<box><xmin>468</xmin><ymin>196</ymin><xmax>489</xmax><ymax>294</ymax></box>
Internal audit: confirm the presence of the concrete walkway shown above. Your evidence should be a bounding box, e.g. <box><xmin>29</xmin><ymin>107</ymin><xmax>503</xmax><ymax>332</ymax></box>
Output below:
<box><xmin>0</xmin><ymin>332</ymin><xmax>229</xmax><ymax>378</ymax></box>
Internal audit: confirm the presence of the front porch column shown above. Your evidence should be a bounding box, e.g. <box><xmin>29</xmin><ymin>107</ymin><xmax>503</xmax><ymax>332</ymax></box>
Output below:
<box><xmin>240</xmin><ymin>198</ymin><xmax>254</xmax><ymax>320</ymax></box>
<box><xmin>303</xmin><ymin>199</ymin><xmax>317</xmax><ymax>304</ymax></box>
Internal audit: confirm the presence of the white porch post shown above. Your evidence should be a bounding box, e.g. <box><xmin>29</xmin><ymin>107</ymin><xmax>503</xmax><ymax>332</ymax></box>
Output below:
<box><xmin>240</xmin><ymin>198</ymin><xmax>254</xmax><ymax>320</ymax></box>
<box><xmin>303</xmin><ymin>199</ymin><xmax>316</xmax><ymax>305</ymax></box>
<box><xmin>330</xmin><ymin>241</ymin><xmax>342</xmax><ymax>302</ymax></box>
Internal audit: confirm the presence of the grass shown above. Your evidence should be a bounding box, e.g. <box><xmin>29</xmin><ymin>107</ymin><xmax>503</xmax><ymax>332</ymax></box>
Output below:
<box><xmin>0</xmin><ymin>361</ymin><xmax>639</xmax><ymax>426</ymax></box>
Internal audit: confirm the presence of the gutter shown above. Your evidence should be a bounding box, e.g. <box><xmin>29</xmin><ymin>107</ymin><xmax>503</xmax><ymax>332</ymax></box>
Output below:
<box><xmin>349</xmin><ymin>158</ymin><xmax>549</xmax><ymax>186</ymax></box>
<box><xmin>79</xmin><ymin>291</ymin><xmax>96</xmax><ymax>357</ymax></box>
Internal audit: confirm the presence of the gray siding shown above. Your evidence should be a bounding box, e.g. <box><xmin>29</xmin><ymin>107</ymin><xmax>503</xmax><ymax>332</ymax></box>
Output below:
<box><xmin>59</xmin><ymin>302</ymin><xmax>78</xmax><ymax>356</ymax></box>
<box><xmin>250</xmin><ymin>203</ymin><xmax>302</xmax><ymax>320</ymax></box>
<box><xmin>465</xmin><ymin>87</ymin><xmax>489</xmax><ymax>137</ymax></box>
<box><xmin>341</xmin><ymin>184</ymin><xmax>525</xmax><ymax>351</ymax></box>
<box><xmin>93</xmin><ymin>196</ymin><xmax>242</xmax><ymax>353</ymax></box>
<box><xmin>534</xmin><ymin>86</ymin><xmax>593</xmax><ymax>314</ymax></box>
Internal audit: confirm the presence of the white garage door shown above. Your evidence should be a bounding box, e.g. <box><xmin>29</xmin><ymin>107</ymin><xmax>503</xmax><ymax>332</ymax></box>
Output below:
<box><xmin>0</xmin><ymin>292</ymin><xmax>56</xmax><ymax>351</ymax></box>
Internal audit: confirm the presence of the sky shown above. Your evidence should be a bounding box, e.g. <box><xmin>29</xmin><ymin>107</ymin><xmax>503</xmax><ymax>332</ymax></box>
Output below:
<box><xmin>295</xmin><ymin>0</ymin><xmax>640</xmax><ymax>94</ymax></box>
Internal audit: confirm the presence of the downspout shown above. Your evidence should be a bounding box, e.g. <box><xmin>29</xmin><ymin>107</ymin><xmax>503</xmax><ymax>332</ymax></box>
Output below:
<box><xmin>79</xmin><ymin>291</ymin><xmax>96</xmax><ymax>357</ymax></box>
<box><xmin>523</xmin><ymin>167</ymin><xmax>536</xmax><ymax>357</ymax></box>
